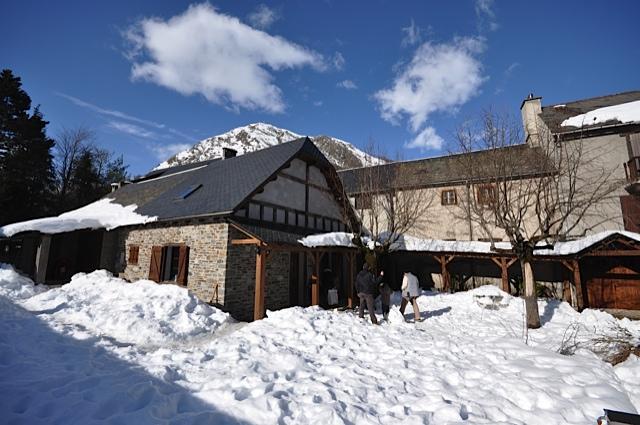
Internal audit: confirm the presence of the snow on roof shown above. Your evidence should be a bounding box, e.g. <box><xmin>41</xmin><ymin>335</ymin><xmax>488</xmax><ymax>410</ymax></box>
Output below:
<box><xmin>298</xmin><ymin>232</ymin><xmax>356</xmax><ymax>248</ymax></box>
<box><xmin>561</xmin><ymin>100</ymin><xmax>640</xmax><ymax>128</ymax></box>
<box><xmin>299</xmin><ymin>231</ymin><xmax>640</xmax><ymax>256</ymax></box>
<box><xmin>0</xmin><ymin>198</ymin><xmax>157</xmax><ymax>238</ymax></box>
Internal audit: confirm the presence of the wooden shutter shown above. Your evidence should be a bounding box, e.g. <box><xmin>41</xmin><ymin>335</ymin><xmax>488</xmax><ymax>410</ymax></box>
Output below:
<box><xmin>149</xmin><ymin>246</ymin><xmax>163</xmax><ymax>282</ymax></box>
<box><xmin>128</xmin><ymin>245</ymin><xmax>139</xmax><ymax>265</ymax></box>
<box><xmin>177</xmin><ymin>245</ymin><xmax>190</xmax><ymax>286</ymax></box>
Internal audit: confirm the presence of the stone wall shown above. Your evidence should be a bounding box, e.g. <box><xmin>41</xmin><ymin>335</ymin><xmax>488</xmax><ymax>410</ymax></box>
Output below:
<box><xmin>118</xmin><ymin>221</ymin><xmax>291</xmax><ymax>322</ymax></box>
<box><xmin>223</xmin><ymin>226</ymin><xmax>291</xmax><ymax>321</ymax></box>
<box><xmin>119</xmin><ymin>220</ymin><xmax>228</xmax><ymax>303</ymax></box>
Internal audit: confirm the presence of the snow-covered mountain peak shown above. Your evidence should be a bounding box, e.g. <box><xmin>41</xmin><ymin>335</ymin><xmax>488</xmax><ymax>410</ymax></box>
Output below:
<box><xmin>155</xmin><ymin>123</ymin><xmax>385</xmax><ymax>170</ymax></box>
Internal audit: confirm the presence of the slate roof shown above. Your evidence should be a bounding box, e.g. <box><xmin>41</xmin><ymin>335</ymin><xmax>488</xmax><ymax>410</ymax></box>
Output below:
<box><xmin>108</xmin><ymin>137</ymin><xmax>330</xmax><ymax>221</ymax></box>
<box><xmin>338</xmin><ymin>144</ymin><xmax>551</xmax><ymax>194</ymax></box>
<box><xmin>539</xmin><ymin>90</ymin><xmax>640</xmax><ymax>133</ymax></box>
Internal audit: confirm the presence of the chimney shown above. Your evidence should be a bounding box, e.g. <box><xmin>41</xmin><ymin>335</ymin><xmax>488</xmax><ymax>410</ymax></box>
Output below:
<box><xmin>520</xmin><ymin>93</ymin><xmax>543</xmax><ymax>145</ymax></box>
<box><xmin>222</xmin><ymin>147</ymin><xmax>237</xmax><ymax>159</ymax></box>
<box><xmin>110</xmin><ymin>181</ymin><xmax>128</xmax><ymax>192</ymax></box>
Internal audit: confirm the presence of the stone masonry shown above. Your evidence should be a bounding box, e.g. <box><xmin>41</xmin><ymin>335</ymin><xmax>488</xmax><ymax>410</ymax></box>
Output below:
<box><xmin>119</xmin><ymin>220</ymin><xmax>229</xmax><ymax>304</ymax></box>
<box><xmin>118</xmin><ymin>221</ymin><xmax>291</xmax><ymax>322</ymax></box>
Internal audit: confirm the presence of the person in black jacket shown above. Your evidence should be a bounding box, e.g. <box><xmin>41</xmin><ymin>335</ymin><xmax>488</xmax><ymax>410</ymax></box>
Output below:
<box><xmin>355</xmin><ymin>263</ymin><xmax>383</xmax><ymax>324</ymax></box>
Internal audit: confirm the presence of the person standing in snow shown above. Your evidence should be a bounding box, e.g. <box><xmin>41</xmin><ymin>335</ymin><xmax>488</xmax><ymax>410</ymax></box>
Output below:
<box><xmin>400</xmin><ymin>271</ymin><xmax>422</xmax><ymax>322</ymax></box>
<box><xmin>378</xmin><ymin>276</ymin><xmax>392</xmax><ymax>321</ymax></box>
<box><xmin>355</xmin><ymin>263</ymin><xmax>383</xmax><ymax>324</ymax></box>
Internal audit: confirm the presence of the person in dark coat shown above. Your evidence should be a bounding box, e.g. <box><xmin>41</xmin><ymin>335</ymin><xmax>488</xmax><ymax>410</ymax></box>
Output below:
<box><xmin>355</xmin><ymin>263</ymin><xmax>383</xmax><ymax>324</ymax></box>
<box><xmin>378</xmin><ymin>278</ymin><xmax>392</xmax><ymax>321</ymax></box>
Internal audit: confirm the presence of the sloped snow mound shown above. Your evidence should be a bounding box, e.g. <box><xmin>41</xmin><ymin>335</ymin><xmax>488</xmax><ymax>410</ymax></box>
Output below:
<box><xmin>616</xmin><ymin>355</ymin><xmax>640</xmax><ymax>409</ymax></box>
<box><xmin>0</xmin><ymin>263</ymin><xmax>47</xmax><ymax>300</ymax></box>
<box><xmin>22</xmin><ymin>270</ymin><xmax>229</xmax><ymax>346</ymax></box>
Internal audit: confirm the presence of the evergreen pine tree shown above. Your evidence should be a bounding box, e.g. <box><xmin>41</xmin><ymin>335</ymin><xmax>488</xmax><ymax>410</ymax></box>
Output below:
<box><xmin>0</xmin><ymin>69</ymin><xmax>55</xmax><ymax>225</ymax></box>
<box><xmin>68</xmin><ymin>149</ymin><xmax>102</xmax><ymax>210</ymax></box>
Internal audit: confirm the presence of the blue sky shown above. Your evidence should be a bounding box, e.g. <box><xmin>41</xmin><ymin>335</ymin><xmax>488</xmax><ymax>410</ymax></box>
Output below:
<box><xmin>3</xmin><ymin>0</ymin><xmax>639</xmax><ymax>175</ymax></box>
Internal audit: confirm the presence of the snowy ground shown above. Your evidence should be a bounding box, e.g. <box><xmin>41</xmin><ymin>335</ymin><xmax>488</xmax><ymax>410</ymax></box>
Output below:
<box><xmin>1</xmin><ymin>265</ymin><xmax>639</xmax><ymax>424</ymax></box>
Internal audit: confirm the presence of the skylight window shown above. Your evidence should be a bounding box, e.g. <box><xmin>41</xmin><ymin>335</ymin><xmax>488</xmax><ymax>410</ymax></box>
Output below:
<box><xmin>176</xmin><ymin>184</ymin><xmax>202</xmax><ymax>200</ymax></box>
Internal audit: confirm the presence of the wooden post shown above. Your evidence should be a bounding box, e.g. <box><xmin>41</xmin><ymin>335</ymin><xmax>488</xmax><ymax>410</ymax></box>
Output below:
<box><xmin>562</xmin><ymin>280</ymin><xmax>571</xmax><ymax>303</ymax></box>
<box><xmin>35</xmin><ymin>235</ymin><xmax>51</xmax><ymax>284</ymax></box>
<box><xmin>311</xmin><ymin>251</ymin><xmax>321</xmax><ymax>306</ymax></box>
<box><xmin>253</xmin><ymin>246</ymin><xmax>267</xmax><ymax>321</ymax></box>
<box><xmin>500</xmin><ymin>258</ymin><xmax>509</xmax><ymax>293</ymax></box>
<box><xmin>572</xmin><ymin>259</ymin><xmax>584</xmax><ymax>310</ymax></box>
<box><xmin>491</xmin><ymin>257</ymin><xmax>510</xmax><ymax>294</ymax></box>
<box><xmin>438</xmin><ymin>255</ymin><xmax>451</xmax><ymax>292</ymax></box>
<box><xmin>347</xmin><ymin>252</ymin><xmax>355</xmax><ymax>308</ymax></box>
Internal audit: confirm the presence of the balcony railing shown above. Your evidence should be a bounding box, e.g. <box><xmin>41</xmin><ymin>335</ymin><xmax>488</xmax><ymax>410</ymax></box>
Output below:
<box><xmin>624</xmin><ymin>156</ymin><xmax>640</xmax><ymax>182</ymax></box>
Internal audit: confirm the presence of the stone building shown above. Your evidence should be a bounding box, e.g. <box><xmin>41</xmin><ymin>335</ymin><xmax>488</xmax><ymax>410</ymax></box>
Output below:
<box><xmin>0</xmin><ymin>138</ymin><xmax>358</xmax><ymax>321</ymax></box>
<box><xmin>339</xmin><ymin>90</ymin><xmax>640</xmax><ymax>241</ymax></box>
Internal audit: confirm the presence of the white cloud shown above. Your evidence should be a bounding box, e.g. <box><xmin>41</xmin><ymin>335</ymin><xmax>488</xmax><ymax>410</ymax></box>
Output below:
<box><xmin>332</xmin><ymin>52</ymin><xmax>345</xmax><ymax>70</ymax></box>
<box><xmin>107</xmin><ymin>121</ymin><xmax>157</xmax><ymax>139</ymax></box>
<box><xmin>150</xmin><ymin>143</ymin><xmax>192</xmax><ymax>161</ymax></box>
<box><xmin>337</xmin><ymin>80</ymin><xmax>357</xmax><ymax>90</ymax></box>
<box><xmin>401</xmin><ymin>19</ymin><xmax>422</xmax><ymax>47</ymax></box>
<box><xmin>58</xmin><ymin>92</ymin><xmax>197</xmax><ymax>142</ymax></box>
<box><xmin>313</xmin><ymin>100</ymin><xmax>323</xmax><ymax>107</ymax></box>
<box><xmin>124</xmin><ymin>3</ymin><xmax>324</xmax><ymax>113</ymax></box>
<box><xmin>475</xmin><ymin>0</ymin><xmax>498</xmax><ymax>32</ymax></box>
<box><xmin>404</xmin><ymin>126</ymin><xmax>444</xmax><ymax>151</ymax></box>
<box><xmin>504</xmin><ymin>61</ymin><xmax>520</xmax><ymax>76</ymax></box>
<box><xmin>374</xmin><ymin>36</ymin><xmax>486</xmax><ymax>133</ymax></box>
<box><xmin>56</xmin><ymin>92</ymin><xmax>165</xmax><ymax>129</ymax></box>
<box><xmin>247</xmin><ymin>4</ymin><xmax>279</xmax><ymax>30</ymax></box>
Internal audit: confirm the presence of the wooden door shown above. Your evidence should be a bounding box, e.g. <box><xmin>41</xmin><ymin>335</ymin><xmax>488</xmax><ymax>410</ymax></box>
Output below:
<box><xmin>587</xmin><ymin>266</ymin><xmax>640</xmax><ymax>309</ymax></box>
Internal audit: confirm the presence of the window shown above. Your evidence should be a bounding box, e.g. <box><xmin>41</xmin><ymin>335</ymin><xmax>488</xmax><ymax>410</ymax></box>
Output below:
<box><xmin>354</xmin><ymin>194</ymin><xmax>372</xmax><ymax>210</ymax></box>
<box><xmin>476</xmin><ymin>184</ymin><xmax>496</xmax><ymax>206</ymax></box>
<box><xmin>175</xmin><ymin>184</ymin><xmax>202</xmax><ymax>200</ymax></box>
<box><xmin>128</xmin><ymin>245</ymin><xmax>139</xmax><ymax>265</ymax></box>
<box><xmin>276</xmin><ymin>208</ymin><xmax>286</xmax><ymax>224</ymax></box>
<box><xmin>149</xmin><ymin>245</ymin><xmax>190</xmax><ymax>286</ymax></box>
<box><xmin>441</xmin><ymin>189</ymin><xmax>457</xmax><ymax>206</ymax></box>
<box><xmin>162</xmin><ymin>246</ymin><xmax>181</xmax><ymax>282</ymax></box>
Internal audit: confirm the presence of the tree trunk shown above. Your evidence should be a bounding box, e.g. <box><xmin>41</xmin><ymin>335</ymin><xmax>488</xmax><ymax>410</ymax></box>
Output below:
<box><xmin>521</xmin><ymin>259</ymin><xmax>541</xmax><ymax>329</ymax></box>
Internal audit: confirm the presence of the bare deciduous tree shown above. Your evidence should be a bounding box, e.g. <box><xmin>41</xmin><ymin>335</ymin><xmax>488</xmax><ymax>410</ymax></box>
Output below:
<box><xmin>455</xmin><ymin>111</ymin><xmax>622</xmax><ymax>328</ymax></box>
<box><xmin>54</xmin><ymin>127</ymin><xmax>95</xmax><ymax>202</ymax></box>
<box><xmin>342</xmin><ymin>144</ymin><xmax>436</xmax><ymax>266</ymax></box>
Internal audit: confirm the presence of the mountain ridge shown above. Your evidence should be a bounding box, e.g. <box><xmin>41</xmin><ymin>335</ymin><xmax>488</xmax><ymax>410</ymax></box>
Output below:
<box><xmin>155</xmin><ymin>123</ymin><xmax>385</xmax><ymax>170</ymax></box>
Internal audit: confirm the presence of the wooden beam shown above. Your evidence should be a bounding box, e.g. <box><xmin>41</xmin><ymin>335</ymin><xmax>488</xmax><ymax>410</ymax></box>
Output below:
<box><xmin>584</xmin><ymin>250</ymin><xmax>640</xmax><ymax>257</ymax></box>
<box><xmin>253</xmin><ymin>247</ymin><xmax>267</xmax><ymax>321</ymax></box>
<box><xmin>231</xmin><ymin>238</ymin><xmax>261</xmax><ymax>245</ymax></box>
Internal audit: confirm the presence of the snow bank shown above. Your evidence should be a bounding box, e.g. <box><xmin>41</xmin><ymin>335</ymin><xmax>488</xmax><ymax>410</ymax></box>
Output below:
<box><xmin>561</xmin><ymin>100</ymin><xmax>640</xmax><ymax>128</ymax></box>
<box><xmin>21</xmin><ymin>270</ymin><xmax>229</xmax><ymax>346</ymax></box>
<box><xmin>0</xmin><ymin>198</ymin><xmax>157</xmax><ymax>237</ymax></box>
<box><xmin>616</xmin><ymin>355</ymin><xmax>640</xmax><ymax>409</ymax></box>
<box><xmin>299</xmin><ymin>230</ymin><xmax>640</xmax><ymax>256</ymax></box>
<box><xmin>0</xmin><ymin>263</ymin><xmax>46</xmax><ymax>300</ymax></box>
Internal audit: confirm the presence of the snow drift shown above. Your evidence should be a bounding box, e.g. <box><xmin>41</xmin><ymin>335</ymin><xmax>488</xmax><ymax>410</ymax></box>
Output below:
<box><xmin>20</xmin><ymin>270</ymin><xmax>230</xmax><ymax>346</ymax></box>
<box><xmin>0</xmin><ymin>263</ymin><xmax>47</xmax><ymax>300</ymax></box>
